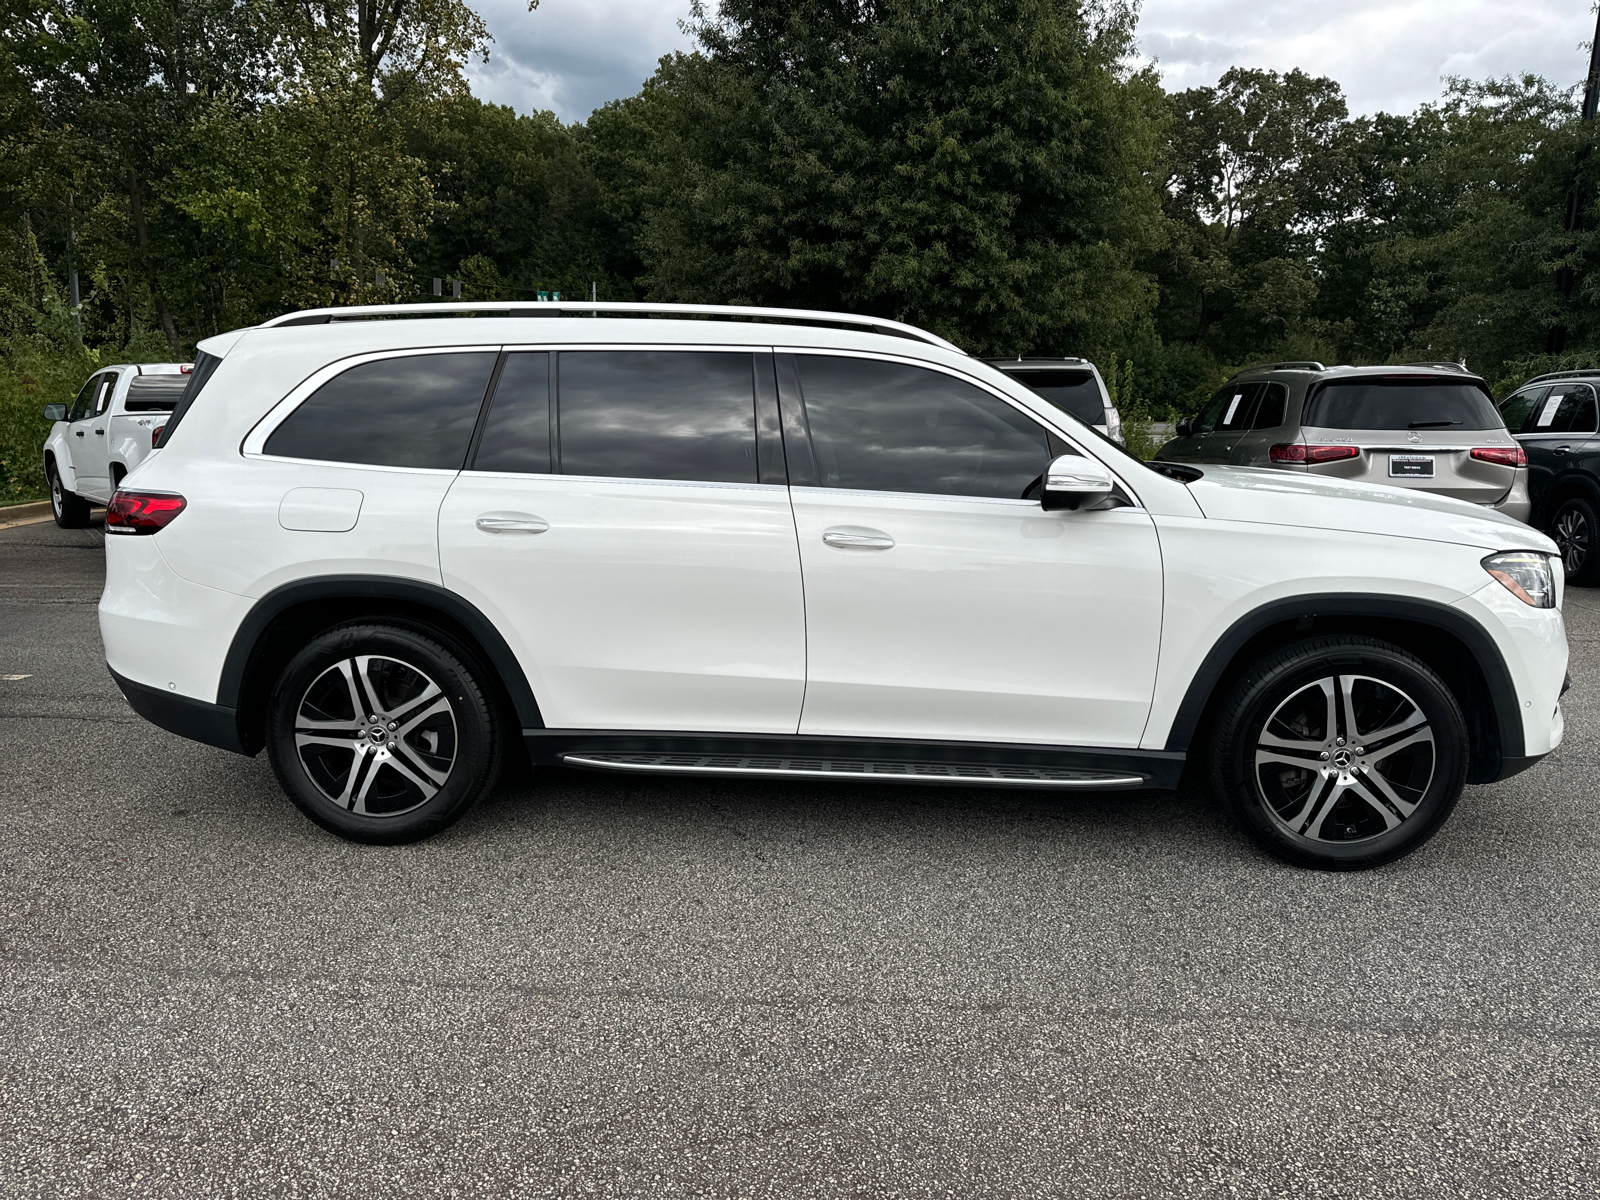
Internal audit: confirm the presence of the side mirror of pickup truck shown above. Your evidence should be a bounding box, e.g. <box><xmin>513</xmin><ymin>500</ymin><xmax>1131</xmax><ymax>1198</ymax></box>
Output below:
<box><xmin>1041</xmin><ymin>454</ymin><xmax>1115</xmax><ymax>512</ymax></box>
<box><xmin>42</xmin><ymin>403</ymin><xmax>67</xmax><ymax>422</ymax></box>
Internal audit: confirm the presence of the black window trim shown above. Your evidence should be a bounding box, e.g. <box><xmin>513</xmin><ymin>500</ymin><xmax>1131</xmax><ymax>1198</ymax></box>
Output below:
<box><xmin>773</xmin><ymin>346</ymin><xmax>1139</xmax><ymax>505</ymax></box>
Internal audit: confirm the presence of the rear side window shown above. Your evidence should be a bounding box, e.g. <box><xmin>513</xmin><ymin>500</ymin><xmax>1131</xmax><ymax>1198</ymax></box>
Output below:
<box><xmin>1524</xmin><ymin>382</ymin><xmax>1597</xmax><ymax>434</ymax></box>
<box><xmin>1003</xmin><ymin>369</ymin><xmax>1104</xmax><ymax>425</ymax></box>
<box><xmin>155</xmin><ymin>350</ymin><xmax>225</xmax><ymax>448</ymax></box>
<box><xmin>264</xmin><ymin>352</ymin><xmax>498</xmax><ymax>469</ymax></box>
<box><xmin>92</xmin><ymin>374</ymin><xmax>117</xmax><ymax>416</ymax></box>
<box><xmin>1303</xmin><ymin>378</ymin><xmax>1501</xmax><ymax>431</ymax></box>
<box><xmin>797</xmin><ymin>355</ymin><xmax>1050</xmax><ymax>499</ymax></box>
<box><xmin>473</xmin><ymin>352</ymin><xmax>550</xmax><ymax>473</ymax></box>
<box><xmin>1252</xmin><ymin>383</ymin><xmax>1288</xmax><ymax>429</ymax></box>
<box><xmin>125</xmin><ymin>375</ymin><xmax>188</xmax><ymax>412</ymax></box>
<box><xmin>556</xmin><ymin>351</ymin><xmax>758</xmax><ymax>483</ymax></box>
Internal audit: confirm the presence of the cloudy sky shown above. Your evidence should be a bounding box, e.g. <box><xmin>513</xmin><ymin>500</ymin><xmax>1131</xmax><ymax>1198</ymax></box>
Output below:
<box><xmin>464</xmin><ymin>0</ymin><xmax>1599</xmax><ymax>124</ymax></box>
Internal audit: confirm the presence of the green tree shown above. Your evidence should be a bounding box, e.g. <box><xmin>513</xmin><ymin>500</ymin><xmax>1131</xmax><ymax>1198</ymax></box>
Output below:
<box><xmin>612</xmin><ymin>0</ymin><xmax>1169</xmax><ymax>357</ymax></box>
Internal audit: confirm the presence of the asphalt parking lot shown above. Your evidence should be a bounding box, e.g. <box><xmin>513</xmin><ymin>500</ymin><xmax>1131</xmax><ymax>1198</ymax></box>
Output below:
<box><xmin>2</xmin><ymin>516</ymin><xmax>1598</xmax><ymax>1199</ymax></box>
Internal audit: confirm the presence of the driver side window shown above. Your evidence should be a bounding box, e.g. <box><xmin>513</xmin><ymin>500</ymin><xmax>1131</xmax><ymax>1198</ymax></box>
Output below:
<box><xmin>1191</xmin><ymin>387</ymin><xmax>1233</xmax><ymax>435</ymax></box>
<box><xmin>795</xmin><ymin>356</ymin><xmax>1052</xmax><ymax>500</ymax></box>
<box><xmin>68</xmin><ymin>374</ymin><xmax>105</xmax><ymax>422</ymax></box>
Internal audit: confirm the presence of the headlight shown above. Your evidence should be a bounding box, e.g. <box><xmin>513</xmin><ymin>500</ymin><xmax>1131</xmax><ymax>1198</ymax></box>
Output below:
<box><xmin>1483</xmin><ymin>551</ymin><xmax>1556</xmax><ymax>608</ymax></box>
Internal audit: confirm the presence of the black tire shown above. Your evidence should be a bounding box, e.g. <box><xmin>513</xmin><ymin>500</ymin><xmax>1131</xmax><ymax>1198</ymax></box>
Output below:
<box><xmin>265</xmin><ymin>622</ymin><xmax>502</xmax><ymax>844</ymax></box>
<box><xmin>48</xmin><ymin>463</ymin><xmax>91</xmax><ymax>528</ymax></box>
<box><xmin>1209</xmin><ymin>635</ymin><xmax>1468</xmax><ymax>871</ymax></box>
<box><xmin>1550</xmin><ymin>496</ymin><xmax>1600</xmax><ymax>586</ymax></box>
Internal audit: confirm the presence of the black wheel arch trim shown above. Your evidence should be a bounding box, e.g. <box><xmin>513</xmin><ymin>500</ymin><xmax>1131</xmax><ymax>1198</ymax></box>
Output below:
<box><xmin>112</xmin><ymin>667</ymin><xmax>247</xmax><ymax>755</ymax></box>
<box><xmin>1163</xmin><ymin>593</ymin><xmax>1526</xmax><ymax>761</ymax></box>
<box><xmin>218</xmin><ymin>575</ymin><xmax>544</xmax><ymax>746</ymax></box>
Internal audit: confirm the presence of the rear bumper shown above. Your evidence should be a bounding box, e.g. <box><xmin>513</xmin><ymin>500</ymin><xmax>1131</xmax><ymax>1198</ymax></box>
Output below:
<box><xmin>110</xmin><ymin>666</ymin><xmax>249</xmax><ymax>755</ymax></box>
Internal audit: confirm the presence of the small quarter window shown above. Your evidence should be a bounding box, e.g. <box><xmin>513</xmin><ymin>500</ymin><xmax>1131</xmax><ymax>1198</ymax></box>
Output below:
<box><xmin>797</xmin><ymin>356</ymin><xmax>1050</xmax><ymax>499</ymax></box>
<box><xmin>264</xmin><ymin>352</ymin><xmax>498</xmax><ymax>469</ymax></box>
<box><xmin>473</xmin><ymin>352</ymin><xmax>551</xmax><ymax>473</ymax></box>
<box><xmin>556</xmin><ymin>351</ymin><xmax>758</xmax><ymax>483</ymax></box>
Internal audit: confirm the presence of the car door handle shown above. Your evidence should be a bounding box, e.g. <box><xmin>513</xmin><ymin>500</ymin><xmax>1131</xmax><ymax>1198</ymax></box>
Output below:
<box><xmin>1555</xmin><ymin>445</ymin><xmax>1571</xmax><ymax>455</ymax></box>
<box><xmin>94</xmin><ymin>428</ymin><xmax>104</xmax><ymax>435</ymax></box>
<box><xmin>822</xmin><ymin>527</ymin><xmax>895</xmax><ymax>549</ymax></box>
<box><xmin>475</xmin><ymin>515</ymin><xmax>549</xmax><ymax>534</ymax></box>
<box><xmin>74</xmin><ymin>430</ymin><xmax>84</xmax><ymax>437</ymax></box>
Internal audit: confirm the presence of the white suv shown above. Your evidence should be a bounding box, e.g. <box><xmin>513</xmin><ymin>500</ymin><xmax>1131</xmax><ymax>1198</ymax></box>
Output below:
<box><xmin>99</xmin><ymin>303</ymin><xmax>1569</xmax><ymax>869</ymax></box>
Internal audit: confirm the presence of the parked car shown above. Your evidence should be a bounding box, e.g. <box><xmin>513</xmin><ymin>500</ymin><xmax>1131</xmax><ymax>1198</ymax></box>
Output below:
<box><xmin>987</xmin><ymin>357</ymin><xmax>1123</xmax><ymax>444</ymax></box>
<box><xmin>1494</xmin><ymin>371</ymin><xmax>1600</xmax><ymax>585</ymax></box>
<box><xmin>1156</xmin><ymin>362</ymin><xmax>1531</xmax><ymax>524</ymax></box>
<box><xmin>42</xmin><ymin>363</ymin><xmax>192</xmax><ymax>526</ymax></box>
<box><xmin>100</xmin><ymin>303</ymin><xmax>1566</xmax><ymax>870</ymax></box>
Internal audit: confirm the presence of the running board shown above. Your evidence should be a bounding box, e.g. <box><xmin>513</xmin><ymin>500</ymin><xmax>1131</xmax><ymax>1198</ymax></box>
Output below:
<box><xmin>560</xmin><ymin>752</ymin><xmax>1147</xmax><ymax>789</ymax></box>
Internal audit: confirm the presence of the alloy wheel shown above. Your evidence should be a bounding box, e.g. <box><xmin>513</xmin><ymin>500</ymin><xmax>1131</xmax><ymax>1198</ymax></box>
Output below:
<box><xmin>1555</xmin><ymin>507</ymin><xmax>1590</xmax><ymax>577</ymax></box>
<box><xmin>50</xmin><ymin>470</ymin><xmax>62</xmax><ymax>519</ymax></box>
<box><xmin>293</xmin><ymin>654</ymin><xmax>458</xmax><ymax>817</ymax></box>
<box><xmin>1252</xmin><ymin>674</ymin><xmax>1435</xmax><ymax>844</ymax></box>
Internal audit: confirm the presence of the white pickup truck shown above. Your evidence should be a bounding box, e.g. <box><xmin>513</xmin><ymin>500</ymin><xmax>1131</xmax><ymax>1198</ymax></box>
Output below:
<box><xmin>42</xmin><ymin>363</ymin><xmax>191</xmax><ymax>527</ymax></box>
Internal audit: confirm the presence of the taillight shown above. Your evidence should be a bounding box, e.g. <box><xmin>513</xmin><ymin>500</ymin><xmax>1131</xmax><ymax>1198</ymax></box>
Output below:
<box><xmin>152</xmin><ymin>424</ymin><xmax>165</xmax><ymax>448</ymax></box>
<box><xmin>1471</xmin><ymin>446</ymin><xmax>1527</xmax><ymax>467</ymax></box>
<box><xmin>1270</xmin><ymin>443</ymin><xmax>1361</xmax><ymax>464</ymax></box>
<box><xmin>105</xmin><ymin>490</ymin><xmax>186</xmax><ymax>535</ymax></box>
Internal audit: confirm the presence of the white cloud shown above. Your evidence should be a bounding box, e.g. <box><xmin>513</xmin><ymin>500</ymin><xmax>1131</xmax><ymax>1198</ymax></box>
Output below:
<box><xmin>465</xmin><ymin>0</ymin><xmax>696</xmax><ymax>121</ymax></box>
<box><xmin>463</xmin><ymin>0</ymin><xmax>1598</xmax><ymax>123</ymax></box>
<box><xmin>1139</xmin><ymin>0</ymin><xmax>1596</xmax><ymax>114</ymax></box>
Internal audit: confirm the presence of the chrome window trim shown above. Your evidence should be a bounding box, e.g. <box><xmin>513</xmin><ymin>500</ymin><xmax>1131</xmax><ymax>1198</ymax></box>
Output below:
<box><xmin>242</xmin><ymin>345</ymin><xmax>505</xmax><ymax>460</ymax></box>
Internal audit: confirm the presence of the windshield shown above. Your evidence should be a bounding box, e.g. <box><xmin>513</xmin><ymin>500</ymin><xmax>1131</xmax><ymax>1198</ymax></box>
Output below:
<box><xmin>1303</xmin><ymin>378</ymin><xmax>1502</xmax><ymax>431</ymax></box>
<box><xmin>999</xmin><ymin>369</ymin><xmax>1106</xmax><ymax>424</ymax></box>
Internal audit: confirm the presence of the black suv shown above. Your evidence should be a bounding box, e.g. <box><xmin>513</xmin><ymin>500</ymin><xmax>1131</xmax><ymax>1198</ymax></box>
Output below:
<box><xmin>1496</xmin><ymin>370</ymin><xmax>1600</xmax><ymax>583</ymax></box>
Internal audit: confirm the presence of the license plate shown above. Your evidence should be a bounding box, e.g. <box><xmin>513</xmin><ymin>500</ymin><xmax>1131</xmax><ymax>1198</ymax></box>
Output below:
<box><xmin>1389</xmin><ymin>454</ymin><xmax>1435</xmax><ymax>478</ymax></box>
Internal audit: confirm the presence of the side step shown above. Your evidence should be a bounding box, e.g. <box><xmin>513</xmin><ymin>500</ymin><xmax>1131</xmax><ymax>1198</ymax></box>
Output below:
<box><xmin>560</xmin><ymin>752</ymin><xmax>1147</xmax><ymax>789</ymax></box>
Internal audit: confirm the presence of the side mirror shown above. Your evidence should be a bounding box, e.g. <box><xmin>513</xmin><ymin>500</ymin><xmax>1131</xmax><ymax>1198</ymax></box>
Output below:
<box><xmin>1175</xmin><ymin>418</ymin><xmax>1194</xmax><ymax>437</ymax></box>
<box><xmin>43</xmin><ymin>404</ymin><xmax>67</xmax><ymax>422</ymax></box>
<box><xmin>1041</xmin><ymin>454</ymin><xmax>1114</xmax><ymax>511</ymax></box>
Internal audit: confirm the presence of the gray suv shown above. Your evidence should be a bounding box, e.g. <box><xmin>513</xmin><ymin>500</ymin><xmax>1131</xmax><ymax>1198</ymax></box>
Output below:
<box><xmin>1157</xmin><ymin>362</ymin><xmax>1531</xmax><ymax>523</ymax></box>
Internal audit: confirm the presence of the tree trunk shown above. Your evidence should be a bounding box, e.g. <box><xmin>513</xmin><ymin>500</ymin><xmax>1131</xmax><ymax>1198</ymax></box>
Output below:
<box><xmin>128</xmin><ymin>168</ymin><xmax>181</xmax><ymax>355</ymax></box>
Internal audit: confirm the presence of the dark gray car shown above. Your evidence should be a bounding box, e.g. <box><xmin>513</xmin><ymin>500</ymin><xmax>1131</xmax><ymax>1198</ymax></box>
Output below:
<box><xmin>1156</xmin><ymin>362</ymin><xmax>1531</xmax><ymax>523</ymax></box>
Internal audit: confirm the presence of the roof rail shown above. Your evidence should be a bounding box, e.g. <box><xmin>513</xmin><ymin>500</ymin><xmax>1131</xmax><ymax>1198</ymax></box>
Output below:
<box><xmin>1527</xmin><ymin>368</ymin><xmax>1600</xmax><ymax>384</ymax></box>
<box><xmin>256</xmin><ymin>301</ymin><xmax>966</xmax><ymax>355</ymax></box>
<box><xmin>1226</xmin><ymin>360</ymin><xmax>1326</xmax><ymax>381</ymax></box>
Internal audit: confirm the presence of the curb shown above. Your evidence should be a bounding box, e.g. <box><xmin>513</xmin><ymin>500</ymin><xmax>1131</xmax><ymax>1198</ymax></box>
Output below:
<box><xmin>0</xmin><ymin>500</ymin><xmax>52</xmax><ymax>529</ymax></box>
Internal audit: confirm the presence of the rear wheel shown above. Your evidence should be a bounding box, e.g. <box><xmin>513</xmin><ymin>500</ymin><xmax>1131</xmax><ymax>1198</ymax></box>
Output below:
<box><xmin>48</xmin><ymin>463</ymin><xmax>91</xmax><ymax>528</ymax></box>
<box><xmin>1551</xmin><ymin>497</ymin><xmax>1600</xmax><ymax>585</ymax></box>
<box><xmin>1209</xmin><ymin>636</ymin><xmax>1468</xmax><ymax>870</ymax></box>
<box><xmin>266</xmin><ymin>622</ymin><xmax>502</xmax><ymax>844</ymax></box>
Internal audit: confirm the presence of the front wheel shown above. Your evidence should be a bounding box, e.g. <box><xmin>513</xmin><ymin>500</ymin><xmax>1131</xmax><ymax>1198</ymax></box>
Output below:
<box><xmin>48</xmin><ymin>463</ymin><xmax>92</xmax><ymax>528</ymax></box>
<box><xmin>265</xmin><ymin>622</ymin><xmax>502</xmax><ymax>844</ymax></box>
<box><xmin>1209</xmin><ymin>636</ymin><xmax>1468</xmax><ymax>870</ymax></box>
<box><xmin>1551</xmin><ymin>497</ymin><xmax>1600</xmax><ymax>585</ymax></box>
